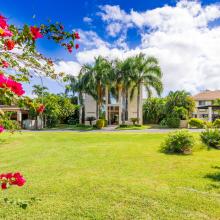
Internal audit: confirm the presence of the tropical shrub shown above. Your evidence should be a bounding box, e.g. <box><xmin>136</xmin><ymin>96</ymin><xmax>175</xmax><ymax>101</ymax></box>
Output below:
<box><xmin>165</xmin><ymin>91</ymin><xmax>195</xmax><ymax>115</ymax></box>
<box><xmin>130</xmin><ymin>118</ymin><xmax>138</xmax><ymax>125</ymax></box>
<box><xmin>200</xmin><ymin>129</ymin><xmax>220</xmax><ymax>149</ymax></box>
<box><xmin>86</xmin><ymin>116</ymin><xmax>96</xmax><ymax>126</ymax></box>
<box><xmin>96</xmin><ymin>119</ymin><xmax>105</xmax><ymax>129</ymax></box>
<box><xmin>204</xmin><ymin>121</ymin><xmax>213</xmax><ymax>129</ymax></box>
<box><xmin>188</xmin><ymin>118</ymin><xmax>205</xmax><ymax>128</ymax></box>
<box><xmin>143</xmin><ymin>98</ymin><xmax>165</xmax><ymax>124</ymax></box>
<box><xmin>165</xmin><ymin>116</ymin><xmax>181</xmax><ymax>128</ymax></box>
<box><xmin>213</xmin><ymin>119</ymin><xmax>220</xmax><ymax>128</ymax></box>
<box><xmin>161</xmin><ymin>130</ymin><xmax>194</xmax><ymax>154</ymax></box>
<box><xmin>0</xmin><ymin>112</ymin><xmax>21</xmax><ymax>130</ymax></box>
<box><xmin>173</xmin><ymin>106</ymin><xmax>188</xmax><ymax>120</ymax></box>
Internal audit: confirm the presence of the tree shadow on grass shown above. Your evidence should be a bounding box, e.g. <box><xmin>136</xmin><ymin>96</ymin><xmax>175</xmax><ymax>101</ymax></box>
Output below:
<box><xmin>204</xmin><ymin>166</ymin><xmax>220</xmax><ymax>190</ymax></box>
<box><xmin>205</xmin><ymin>166</ymin><xmax>220</xmax><ymax>182</ymax></box>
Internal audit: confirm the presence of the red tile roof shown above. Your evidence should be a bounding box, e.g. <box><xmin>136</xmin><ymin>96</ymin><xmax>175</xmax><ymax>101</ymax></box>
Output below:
<box><xmin>193</xmin><ymin>90</ymin><xmax>220</xmax><ymax>101</ymax></box>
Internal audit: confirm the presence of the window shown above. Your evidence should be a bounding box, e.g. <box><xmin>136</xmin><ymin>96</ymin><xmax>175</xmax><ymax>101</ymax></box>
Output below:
<box><xmin>199</xmin><ymin>101</ymin><xmax>206</xmax><ymax>106</ymax></box>
<box><xmin>108</xmin><ymin>89</ymin><xmax>118</xmax><ymax>104</ymax></box>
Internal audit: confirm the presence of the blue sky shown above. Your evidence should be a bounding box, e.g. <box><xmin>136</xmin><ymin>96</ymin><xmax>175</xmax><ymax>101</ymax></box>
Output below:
<box><xmin>1</xmin><ymin>0</ymin><xmax>220</xmax><ymax>95</ymax></box>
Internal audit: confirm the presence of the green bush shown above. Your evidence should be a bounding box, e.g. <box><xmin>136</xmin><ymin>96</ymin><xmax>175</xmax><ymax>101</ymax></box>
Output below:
<box><xmin>96</xmin><ymin>119</ymin><xmax>105</xmax><ymax>129</ymax></box>
<box><xmin>0</xmin><ymin>119</ymin><xmax>21</xmax><ymax>131</ymax></box>
<box><xmin>204</xmin><ymin>121</ymin><xmax>213</xmax><ymax>129</ymax></box>
<box><xmin>173</xmin><ymin>106</ymin><xmax>188</xmax><ymax>120</ymax></box>
<box><xmin>188</xmin><ymin>118</ymin><xmax>205</xmax><ymax>128</ymax></box>
<box><xmin>0</xmin><ymin>112</ymin><xmax>21</xmax><ymax>131</ymax></box>
<box><xmin>213</xmin><ymin>119</ymin><xmax>220</xmax><ymax>128</ymax></box>
<box><xmin>130</xmin><ymin>118</ymin><xmax>138</xmax><ymax>125</ymax></box>
<box><xmin>200</xmin><ymin>129</ymin><xmax>220</xmax><ymax>149</ymax></box>
<box><xmin>166</xmin><ymin>117</ymin><xmax>180</xmax><ymax>128</ymax></box>
<box><xmin>161</xmin><ymin>130</ymin><xmax>194</xmax><ymax>154</ymax></box>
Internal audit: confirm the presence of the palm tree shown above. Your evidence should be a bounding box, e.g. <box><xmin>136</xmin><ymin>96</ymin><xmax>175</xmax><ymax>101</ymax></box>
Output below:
<box><xmin>32</xmin><ymin>84</ymin><xmax>48</xmax><ymax>102</ymax></box>
<box><xmin>112</xmin><ymin>58</ymin><xmax>133</xmax><ymax>124</ymax></box>
<box><xmin>130</xmin><ymin>53</ymin><xmax>163</xmax><ymax>124</ymax></box>
<box><xmin>80</xmin><ymin>56</ymin><xmax>112</xmax><ymax>119</ymax></box>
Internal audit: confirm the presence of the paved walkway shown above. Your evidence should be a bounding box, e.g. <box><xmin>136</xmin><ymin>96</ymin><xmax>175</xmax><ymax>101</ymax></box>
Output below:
<box><xmin>22</xmin><ymin>128</ymin><xmax>205</xmax><ymax>133</ymax></box>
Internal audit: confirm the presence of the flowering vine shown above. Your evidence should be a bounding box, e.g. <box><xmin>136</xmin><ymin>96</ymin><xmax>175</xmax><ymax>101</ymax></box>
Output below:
<box><xmin>0</xmin><ymin>172</ymin><xmax>26</xmax><ymax>190</ymax></box>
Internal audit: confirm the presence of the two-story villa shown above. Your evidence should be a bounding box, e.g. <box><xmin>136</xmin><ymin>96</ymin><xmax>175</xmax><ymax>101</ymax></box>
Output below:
<box><xmin>82</xmin><ymin>87</ymin><xmax>143</xmax><ymax>125</ymax></box>
<box><xmin>192</xmin><ymin>90</ymin><xmax>220</xmax><ymax>122</ymax></box>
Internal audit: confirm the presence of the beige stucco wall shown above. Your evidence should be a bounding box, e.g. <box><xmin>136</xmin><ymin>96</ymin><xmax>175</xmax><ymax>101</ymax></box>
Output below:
<box><xmin>84</xmin><ymin>94</ymin><xmax>97</xmax><ymax>125</ymax></box>
<box><xmin>83</xmin><ymin>86</ymin><xmax>143</xmax><ymax>125</ymax></box>
<box><xmin>127</xmin><ymin>87</ymin><xmax>142</xmax><ymax>124</ymax></box>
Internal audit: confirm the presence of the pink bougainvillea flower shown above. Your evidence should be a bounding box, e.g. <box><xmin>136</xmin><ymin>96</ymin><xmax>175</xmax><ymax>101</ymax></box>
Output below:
<box><xmin>75</xmin><ymin>44</ymin><xmax>79</xmax><ymax>49</ymax></box>
<box><xmin>67</xmin><ymin>44</ymin><xmax>73</xmax><ymax>53</ymax></box>
<box><xmin>0</xmin><ymin>172</ymin><xmax>26</xmax><ymax>190</ymax></box>
<box><xmin>2</xmin><ymin>60</ymin><xmax>9</xmax><ymax>68</ymax></box>
<box><xmin>11</xmin><ymin>172</ymin><xmax>26</xmax><ymax>186</ymax></box>
<box><xmin>0</xmin><ymin>15</ymin><xmax>8</xmax><ymax>29</ymax></box>
<box><xmin>4</xmin><ymin>39</ymin><xmax>15</xmax><ymax>50</ymax></box>
<box><xmin>73</xmin><ymin>32</ymin><xmax>80</xmax><ymax>39</ymax></box>
<box><xmin>0</xmin><ymin>125</ymin><xmax>4</xmax><ymax>133</ymax></box>
<box><xmin>30</xmin><ymin>26</ymin><xmax>43</xmax><ymax>40</ymax></box>
<box><xmin>0</xmin><ymin>28</ymin><xmax>13</xmax><ymax>37</ymax></box>
<box><xmin>0</xmin><ymin>74</ymin><xmax>25</xmax><ymax>96</ymax></box>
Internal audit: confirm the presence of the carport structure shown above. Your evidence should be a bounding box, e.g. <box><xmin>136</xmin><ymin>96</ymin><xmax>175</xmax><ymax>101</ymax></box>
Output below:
<box><xmin>198</xmin><ymin>105</ymin><xmax>220</xmax><ymax>122</ymax></box>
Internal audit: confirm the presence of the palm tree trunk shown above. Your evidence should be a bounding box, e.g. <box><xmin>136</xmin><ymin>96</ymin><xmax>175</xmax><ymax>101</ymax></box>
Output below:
<box><xmin>137</xmin><ymin>85</ymin><xmax>140</xmax><ymax>124</ymax></box>
<box><xmin>122</xmin><ymin>89</ymin><xmax>126</xmax><ymax>125</ymax></box>
<box><xmin>96</xmin><ymin>102</ymin><xmax>99</xmax><ymax>119</ymax></box>
<box><xmin>35</xmin><ymin>115</ymin><xmax>38</xmax><ymax>130</ymax></box>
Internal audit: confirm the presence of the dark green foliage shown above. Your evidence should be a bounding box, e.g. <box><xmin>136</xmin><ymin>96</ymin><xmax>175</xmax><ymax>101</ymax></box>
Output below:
<box><xmin>143</xmin><ymin>98</ymin><xmax>165</xmax><ymax>124</ymax></box>
<box><xmin>201</xmin><ymin>129</ymin><xmax>220</xmax><ymax>149</ymax></box>
<box><xmin>67</xmin><ymin>106</ymin><xmax>80</xmax><ymax>125</ymax></box>
<box><xmin>213</xmin><ymin>119</ymin><xmax>220</xmax><ymax>128</ymax></box>
<box><xmin>165</xmin><ymin>116</ymin><xmax>181</xmax><ymax>128</ymax></box>
<box><xmin>3</xmin><ymin>197</ymin><xmax>40</xmax><ymax>209</ymax></box>
<box><xmin>161</xmin><ymin>130</ymin><xmax>194</xmax><ymax>154</ymax></box>
<box><xmin>189</xmin><ymin>118</ymin><xmax>205</xmax><ymax>128</ymax></box>
<box><xmin>165</xmin><ymin>91</ymin><xmax>195</xmax><ymax>114</ymax></box>
<box><xmin>173</xmin><ymin>106</ymin><xmax>188</xmax><ymax>120</ymax></box>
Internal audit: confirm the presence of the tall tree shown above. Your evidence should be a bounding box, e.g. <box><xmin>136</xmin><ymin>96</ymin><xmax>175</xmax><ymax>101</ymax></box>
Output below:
<box><xmin>130</xmin><ymin>53</ymin><xmax>163</xmax><ymax>124</ymax></box>
<box><xmin>32</xmin><ymin>85</ymin><xmax>48</xmax><ymax>98</ymax></box>
<box><xmin>112</xmin><ymin>58</ymin><xmax>133</xmax><ymax>124</ymax></box>
<box><xmin>165</xmin><ymin>90</ymin><xmax>195</xmax><ymax>116</ymax></box>
<box><xmin>80</xmin><ymin>56</ymin><xmax>112</xmax><ymax>119</ymax></box>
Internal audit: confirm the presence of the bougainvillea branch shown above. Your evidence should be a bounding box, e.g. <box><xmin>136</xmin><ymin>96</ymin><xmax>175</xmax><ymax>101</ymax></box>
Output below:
<box><xmin>0</xmin><ymin>172</ymin><xmax>26</xmax><ymax>190</ymax></box>
<box><xmin>0</xmin><ymin>13</ymin><xmax>79</xmax><ymax>103</ymax></box>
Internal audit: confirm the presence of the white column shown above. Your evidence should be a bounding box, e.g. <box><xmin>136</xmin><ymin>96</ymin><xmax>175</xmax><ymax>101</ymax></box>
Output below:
<box><xmin>105</xmin><ymin>87</ymin><xmax>108</xmax><ymax>122</ymax></box>
<box><xmin>17</xmin><ymin>111</ymin><xmax>22</xmax><ymax>122</ymax></box>
<box><xmin>208</xmin><ymin>106</ymin><xmax>212</xmax><ymax>122</ymax></box>
<box><xmin>139</xmin><ymin>84</ymin><xmax>143</xmax><ymax>125</ymax></box>
<box><xmin>118</xmin><ymin>89</ymin><xmax>122</xmax><ymax>124</ymax></box>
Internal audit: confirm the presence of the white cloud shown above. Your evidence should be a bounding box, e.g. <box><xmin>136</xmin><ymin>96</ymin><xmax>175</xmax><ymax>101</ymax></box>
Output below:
<box><xmin>83</xmin><ymin>16</ymin><xmax>92</xmax><ymax>23</ymax></box>
<box><xmin>55</xmin><ymin>61</ymin><xmax>81</xmax><ymax>76</ymax></box>
<box><xmin>78</xmin><ymin>29</ymin><xmax>110</xmax><ymax>49</ymax></box>
<box><xmin>55</xmin><ymin>1</ymin><xmax>220</xmax><ymax>95</ymax></box>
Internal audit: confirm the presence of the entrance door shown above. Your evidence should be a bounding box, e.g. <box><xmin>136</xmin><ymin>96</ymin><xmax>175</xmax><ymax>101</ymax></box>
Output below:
<box><xmin>108</xmin><ymin>106</ymin><xmax>119</xmax><ymax>125</ymax></box>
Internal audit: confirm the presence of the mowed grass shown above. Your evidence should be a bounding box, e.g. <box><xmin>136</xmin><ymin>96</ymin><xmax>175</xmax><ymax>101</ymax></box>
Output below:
<box><xmin>0</xmin><ymin>132</ymin><xmax>220</xmax><ymax>220</ymax></box>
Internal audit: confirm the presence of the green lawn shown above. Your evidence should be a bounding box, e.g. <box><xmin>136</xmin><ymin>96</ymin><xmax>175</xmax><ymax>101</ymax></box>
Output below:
<box><xmin>45</xmin><ymin>124</ymin><xmax>95</xmax><ymax>131</ymax></box>
<box><xmin>116</xmin><ymin>124</ymin><xmax>160</xmax><ymax>130</ymax></box>
<box><xmin>0</xmin><ymin>132</ymin><xmax>220</xmax><ymax>219</ymax></box>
